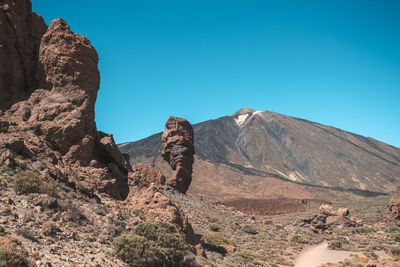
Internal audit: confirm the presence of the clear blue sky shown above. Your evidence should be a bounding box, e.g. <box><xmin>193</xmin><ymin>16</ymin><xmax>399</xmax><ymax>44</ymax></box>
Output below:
<box><xmin>32</xmin><ymin>0</ymin><xmax>400</xmax><ymax>147</ymax></box>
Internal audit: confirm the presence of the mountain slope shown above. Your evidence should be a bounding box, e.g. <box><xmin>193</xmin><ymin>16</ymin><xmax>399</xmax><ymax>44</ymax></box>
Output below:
<box><xmin>119</xmin><ymin>108</ymin><xmax>400</xmax><ymax>197</ymax></box>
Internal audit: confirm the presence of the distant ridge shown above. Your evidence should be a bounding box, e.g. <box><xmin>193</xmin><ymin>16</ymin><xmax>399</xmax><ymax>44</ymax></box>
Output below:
<box><xmin>119</xmin><ymin>108</ymin><xmax>400</xmax><ymax>200</ymax></box>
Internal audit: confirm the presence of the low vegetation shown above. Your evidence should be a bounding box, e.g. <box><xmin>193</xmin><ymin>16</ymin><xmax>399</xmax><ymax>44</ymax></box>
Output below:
<box><xmin>202</xmin><ymin>233</ymin><xmax>235</xmax><ymax>255</ymax></box>
<box><xmin>233</xmin><ymin>250</ymin><xmax>266</xmax><ymax>266</ymax></box>
<box><xmin>208</xmin><ymin>222</ymin><xmax>220</xmax><ymax>232</ymax></box>
<box><xmin>241</xmin><ymin>225</ymin><xmax>258</xmax><ymax>235</ymax></box>
<box><xmin>290</xmin><ymin>234</ymin><xmax>307</xmax><ymax>244</ymax></box>
<box><xmin>113</xmin><ymin>222</ymin><xmax>190</xmax><ymax>266</ymax></box>
<box><xmin>13</xmin><ymin>170</ymin><xmax>58</xmax><ymax>196</ymax></box>
<box><xmin>0</xmin><ymin>237</ymin><xmax>34</xmax><ymax>267</ymax></box>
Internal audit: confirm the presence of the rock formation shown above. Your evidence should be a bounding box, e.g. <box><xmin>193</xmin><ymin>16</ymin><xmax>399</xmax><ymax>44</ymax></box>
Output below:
<box><xmin>0</xmin><ymin>0</ymin><xmax>131</xmax><ymax>199</ymax></box>
<box><xmin>0</xmin><ymin>2</ymin><xmax>204</xmax><ymax>263</ymax></box>
<box><xmin>161</xmin><ymin>116</ymin><xmax>195</xmax><ymax>193</ymax></box>
<box><xmin>296</xmin><ymin>204</ymin><xmax>362</xmax><ymax>232</ymax></box>
<box><xmin>129</xmin><ymin>163</ymin><xmax>166</xmax><ymax>187</ymax></box>
<box><xmin>385</xmin><ymin>195</ymin><xmax>400</xmax><ymax>222</ymax></box>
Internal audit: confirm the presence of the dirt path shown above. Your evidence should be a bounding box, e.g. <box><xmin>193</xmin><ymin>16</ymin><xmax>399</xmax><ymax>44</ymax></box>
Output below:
<box><xmin>294</xmin><ymin>241</ymin><xmax>362</xmax><ymax>267</ymax></box>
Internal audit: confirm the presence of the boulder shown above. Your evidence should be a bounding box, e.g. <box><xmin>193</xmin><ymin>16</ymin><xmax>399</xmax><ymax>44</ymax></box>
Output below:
<box><xmin>385</xmin><ymin>195</ymin><xmax>400</xmax><ymax>221</ymax></box>
<box><xmin>161</xmin><ymin>116</ymin><xmax>195</xmax><ymax>193</ymax></box>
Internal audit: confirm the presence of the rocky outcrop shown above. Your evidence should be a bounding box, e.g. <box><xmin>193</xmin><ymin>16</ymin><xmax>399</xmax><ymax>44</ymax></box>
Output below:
<box><xmin>161</xmin><ymin>116</ymin><xmax>195</xmax><ymax>193</ymax></box>
<box><xmin>296</xmin><ymin>204</ymin><xmax>362</xmax><ymax>232</ymax></box>
<box><xmin>385</xmin><ymin>195</ymin><xmax>400</xmax><ymax>222</ymax></box>
<box><xmin>129</xmin><ymin>163</ymin><xmax>165</xmax><ymax>188</ymax></box>
<box><xmin>125</xmin><ymin>181</ymin><xmax>204</xmax><ymax>256</ymax></box>
<box><xmin>0</xmin><ymin>0</ymin><xmax>130</xmax><ymax>199</ymax></box>
<box><xmin>0</xmin><ymin>0</ymin><xmax>47</xmax><ymax>109</ymax></box>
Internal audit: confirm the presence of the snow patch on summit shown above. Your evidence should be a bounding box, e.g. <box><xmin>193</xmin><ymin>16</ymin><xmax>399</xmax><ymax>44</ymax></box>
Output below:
<box><xmin>235</xmin><ymin>114</ymin><xmax>249</xmax><ymax>126</ymax></box>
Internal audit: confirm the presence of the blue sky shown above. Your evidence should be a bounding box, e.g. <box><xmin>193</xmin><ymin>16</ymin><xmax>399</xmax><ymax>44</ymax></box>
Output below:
<box><xmin>32</xmin><ymin>1</ymin><xmax>400</xmax><ymax>147</ymax></box>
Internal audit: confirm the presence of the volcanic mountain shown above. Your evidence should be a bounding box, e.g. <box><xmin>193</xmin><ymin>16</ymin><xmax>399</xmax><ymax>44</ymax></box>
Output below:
<box><xmin>119</xmin><ymin>108</ymin><xmax>400</xmax><ymax>200</ymax></box>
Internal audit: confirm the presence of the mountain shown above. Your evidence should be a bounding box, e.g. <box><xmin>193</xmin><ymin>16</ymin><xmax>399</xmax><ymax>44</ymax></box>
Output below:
<box><xmin>119</xmin><ymin>108</ymin><xmax>400</xmax><ymax>200</ymax></box>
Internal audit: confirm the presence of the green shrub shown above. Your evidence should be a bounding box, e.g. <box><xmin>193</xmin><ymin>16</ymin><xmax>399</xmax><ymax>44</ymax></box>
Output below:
<box><xmin>13</xmin><ymin>170</ymin><xmax>58</xmax><ymax>196</ymax></box>
<box><xmin>208</xmin><ymin>222</ymin><xmax>220</xmax><ymax>232</ymax></box>
<box><xmin>290</xmin><ymin>234</ymin><xmax>307</xmax><ymax>244</ymax></box>
<box><xmin>114</xmin><ymin>222</ymin><xmax>189</xmax><ymax>266</ymax></box>
<box><xmin>234</xmin><ymin>251</ymin><xmax>265</xmax><ymax>265</ymax></box>
<box><xmin>241</xmin><ymin>225</ymin><xmax>258</xmax><ymax>235</ymax></box>
<box><xmin>353</xmin><ymin>226</ymin><xmax>374</xmax><ymax>234</ymax></box>
<box><xmin>13</xmin><ymin>171</ymin><xmax>41</xmax><ymax>194</ymax></box>
<box><xmin>202</xmin><ymin>233</ymin><xmax>235</xmax><ymax>255</ymax></box>
<box><xmin>390</xmin><ymin>247</ymin><xmax>400</xmax><ymax>258</ymax></box>
<box><xmin>385</xmin><ymin>226</ymin><xmax>400</xmax><ymax>233</ymax></box>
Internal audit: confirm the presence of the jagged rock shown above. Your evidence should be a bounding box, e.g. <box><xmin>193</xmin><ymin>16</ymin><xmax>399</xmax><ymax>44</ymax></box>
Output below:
<box><xmin>0</xmin><ymin>0</ymin><xmax>129</xmax><ymax>200</ymax></box>
<box><xmin>125</xmin><ymin>182</ymin><xmax>204</xmax><ymax>256</ymax></box>
<box><xmin>129</xmin><ymin>163</ymin><xmax>166</xmax><ymax>187</ymax></box>
<box><xmin>0</xmin><ymin>120</ymin><xmax>9</xmax><ymax>132</ymax></box>
<box><xmin>161</xmin><ymin>116</ymin><xmax>195</xmax><ymax>193</ymax></box>
<box><xmin>385</xmin><ymin>195</ymin><xmax>400</xmax><ymax>221</ymax></box>
<box><xmin>0</xmin><ymin>0</ymin><xmax>47</xmax><ymax>109</ymax></box>
<box><xmin>296</xmin><ymin>204</ymin><xmax>362</xmax><ymax>232</ymax></box>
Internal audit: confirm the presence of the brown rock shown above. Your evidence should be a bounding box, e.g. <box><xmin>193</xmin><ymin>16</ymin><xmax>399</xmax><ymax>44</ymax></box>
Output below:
<box><xmin>161</xmin><ymin>116</ymin><xmax>195</xmax><ymax>193</ymax></box>
<box><xmin>337</xmin><ymin>207</ymin><xmax>349</xmax><ymax>217</ymax></box>
<box><xmin>129</xmin><ymin>163</ymin><xmax>166</xmax><ymax>187</ymax></box>
<box><xmin>326</xmin><ymin>215</ymin><xmax>341</xmax><ymax>225</ymax></box>
<box><xmin>0</xmin><ymin>0</ymin><xmax>47</xmax><ymax>109</ymax></box>
<box><xmin>0</xmin><ymin>120</ymin><xmax>9</xmax><ymax>132</ymax></box>
<box><xmin>319</xmin><ymin>204</ymin><xmax>336</xmax><ymax>216</ymax></box>
<box><xmin>126</xmin><ymin>183</ymin><xmax>203</xmax><ymax>256</ymax></box>
<box><xmin>0</xmin><ymin>0</ymin><xmax>130</xmax><ymax>200</ymax></box>
<box><xmin>385</xmin><ymin>195</ymin><xmax>400</xmax><ymax>221</ymax></box>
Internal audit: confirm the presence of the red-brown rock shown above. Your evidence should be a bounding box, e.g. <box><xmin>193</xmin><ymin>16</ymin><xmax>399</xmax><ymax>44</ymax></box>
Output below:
<box><xmin>0</xmin><ymin>0</ymin><xmax>129</xmax><ymax>200</ymax></box>
<box><xmin>386</xmin><ymin>195</ymin><xmax>400</xmax><ymax>221</ymax></box>
<box><xmin>129</xmin><ymin>163</ymin><xmax>166</xmax><ymax>188</ymax></box>
<box><xmin>161</xmin><ymin>116</ymin><xmax>195</xmax><ymax>193</ymax></box>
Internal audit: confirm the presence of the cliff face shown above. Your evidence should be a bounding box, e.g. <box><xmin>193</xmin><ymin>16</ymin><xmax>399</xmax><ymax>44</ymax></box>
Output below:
<box><xmin>0</xmin><ymin>0</ymin><xmax>131</xmax><ymax>199</ymax></box>
<box><xmin>0</xmin><ymin>2</ymin><xmax>203</xmax><ymax>264</ymax></box>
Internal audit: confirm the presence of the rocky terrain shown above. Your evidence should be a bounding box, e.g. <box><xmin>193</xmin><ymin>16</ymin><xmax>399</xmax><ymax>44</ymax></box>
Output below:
<box><xmin>1</xmin><ymin>1</ymin><xmax>399</xmax><ymax>266</ymax></box>
<box><xmin>120</xmin><ymin>108</ymin><xmax>400</xmax><ymax>201</ymax></box>
<box><xmin>0</xmin><ymin>0</ymin><xmax>201</xmax><ymax>265</ymax></box>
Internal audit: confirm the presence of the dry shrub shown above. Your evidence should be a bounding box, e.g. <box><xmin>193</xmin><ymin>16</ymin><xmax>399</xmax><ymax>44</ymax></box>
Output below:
<box><xmin>0</xmin><ymin>236</ymin><xmax>36</xmax><ymax>267</ymax></box>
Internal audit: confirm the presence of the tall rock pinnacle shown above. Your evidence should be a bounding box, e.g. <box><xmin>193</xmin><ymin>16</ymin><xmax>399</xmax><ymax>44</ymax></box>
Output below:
<box><xmin>0</xmin><ymin>0</ymin><xmax>130</xmax><ymax>199</ymax></box>
<box><xmin>161</xmin><ymin>116</ymin><xmax>195</xmax><ymax>193</ymax></box>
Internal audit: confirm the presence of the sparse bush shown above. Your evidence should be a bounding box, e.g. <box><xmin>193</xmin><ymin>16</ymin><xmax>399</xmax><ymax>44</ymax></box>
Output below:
<box><xmin>202</xmin><ymin>233</ymin><xmax>235</xmax><ymax>255</ymax></box>
<box><xmin>114</xmin><ymin>222</ymin><xmax>189</xmax><ymax>266</ymax></box>
<box><xmin>13</xmin><ymin>170</ymin><xmax>59</xmax><ymax>196</ymax></box>
<box><xmin>13</xmin><ymin>171</ymin><xmax>41</xmax><ymax>194</ymax></box>
<box><xmin>17</xmin><ymin>227</ymin><xmax>36</xmax><ymax>242</ymax></box>
<box><xmin>42</xmin><ymin>222</ymin><xmax>60</xmax><ymax>236</ymax></box>
<box><xmin>208</xmin><ymin>222</ymin><xmax>220</xmax><ymax>232</ymax></box>
<box><xmin>328</xmin><ymin>237</ymin><xmax>350</xmax><ymax>250</ymax></box>
<box><xmin>94</xmin><ymin>209</ymin><xmax>105</xmax><ymax>216</ymax></box>
<box><xmin>353</xmin><ymin>226</ymin><xmax>374</xmax><ymax>234</ymax></box>
<box><xmin>0</xmin><ymin>237</ymin><xmax>35</xmax><ymax>267</ymax></box>
<box><xmin>390</xmin><ymin>247</ymin><xmax>400</xmax><ymax>258</ymax></box>
<box><xmin>385</xmin><ymin>226</ymin><xmax>400</xmax><ymax>233</ymax></box>
<box><xmin>241</xmin><ymin>225</ymin><xmax>258</xmax><ymax>235</ymax></box>
<box><xmin>234</xmin><ymin>250</ymin><xmax>265</xmax><ymax>265</ymax></box>
<box><xmin>290</xmin><ymin>234</ymin><xmax>307</xmax><ymax>244</ymax></box>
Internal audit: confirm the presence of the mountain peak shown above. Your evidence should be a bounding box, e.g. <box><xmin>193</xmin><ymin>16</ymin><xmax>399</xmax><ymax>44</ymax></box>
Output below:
<box><xmin>232</xmin><ymin>107</ymin><xmax>255</xmax><ymax>116</ymax></box>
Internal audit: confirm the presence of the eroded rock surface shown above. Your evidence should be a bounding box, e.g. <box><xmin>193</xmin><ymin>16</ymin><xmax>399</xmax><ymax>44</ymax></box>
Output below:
<box><xmin>161</xmin><ymin>116</ymin><xmax>195</xmax><ymax>193</ymax></box>
<box><xmin>385</xmin><ymin>195</ymin><xmax>400</xmax><ymax>222</ymax></box>
<box><xmin>296</xmin><ymin>204</ymin><xmax>362</xmax><ymax>232</ymax></box>
<box><xmin>0</xmin><ymin>0</ymin><xmax>130</xmax><ymax>199</ymax></box>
